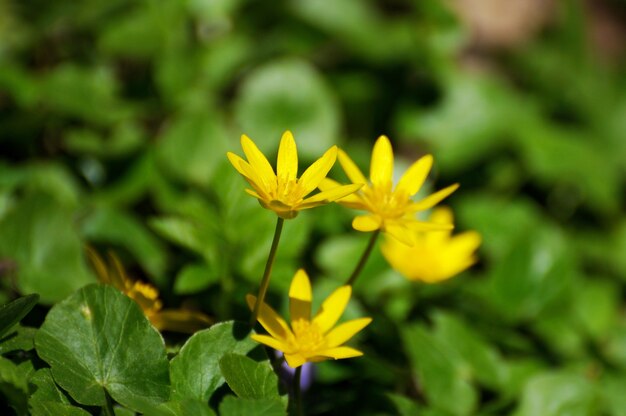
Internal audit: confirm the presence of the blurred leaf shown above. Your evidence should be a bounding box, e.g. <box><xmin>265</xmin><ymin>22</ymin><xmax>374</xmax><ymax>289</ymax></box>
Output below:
<box><xmin>170</xmin><ymin>321</ymin><xmax>259</xmax><ymax>402</ymax></box>
<box><xmin>40</xmin><ymin>64</ymin><xmax>130</xmax><ymax>125</ymax></box>
<box><xmin>516</xmin><ymin>122</ymin><xmax>620</xmax><ymax>215</ymax></box>
<box><xmin>234</xmin><ymin>59</ymin><xmax>340</xmax><ymax>159</ymax></box>
<box><xmin>0</xmin><ymin>193</ymin><xmax>95</xmax><ymax>304</ymax></box>
<box><xmin>396</xmin><ymin>74</ymin><xmax>527</xmax><ymax>173</ymax></box>
<box><xmin>0</xmin><ymin>294</ymin><xmax>39</xmax><ymax>339</ymax></box>
<box><xmin>432</xmin><ymin>312</ymin><xmax>506</xmax><ymax>391</ymax></box>
<box><xmin>98</xmin><ymin>1</ymin><xmax>186</xmax><ymax>58</ymax></box>
<box><xmin>156</xmin><ymin>109</ymin><xmax>229</xmax><ymax>186</ymax></box>
<box><xmin>487</xmin><ymin>228</ymin><xmax>575</xmax><ymax>322</ymax></box>
<box><xmin>573</xmin><ymin>279</ymin><xmax>619</xmax><ymax>340</ymax></box>
<box><xmin>64</xmin><ymin>123</ymin><xmax>146</xmax><ymax>158</ymax></box>
<box><xmin>174</xmin><ymin>264</ymin><xmax>218</xmax><ymax>295</ymax></box>
<box><xmin>218</xmin><ymin>396</ymin><xmax>285</xmax><ymax>416</ymax></box>
<box><xmin>219</xmin><ymin>353</ymin><xmax>281</xmax><ymax>400</ymax></box>
<box><xmin>513</xmin><ymin>372</ymin><xmax>598</xmax><ymax>416</ymax></box>
<box><xmin>386</xmin><ymin>393</ymin><xmax>423</xmax><ymax>416</ymax></box>
<box><xmin>291</xmin><ymin>0</ymin><xmax>415</xmax><ymax>62</ymax></box>
<box><xmin>402</xmin><ymin>324</ymin><xmax>477</xmax><ymax>415</ymax></box>
<box><xmin>35</xmin><ymin>284</ymin><xmax>170</xmax><ymax>410</ymax></box>
<box><xmin>81</xmin><ymin>206</ymin><xmax>168</xmax><ymax>283</ymax></box>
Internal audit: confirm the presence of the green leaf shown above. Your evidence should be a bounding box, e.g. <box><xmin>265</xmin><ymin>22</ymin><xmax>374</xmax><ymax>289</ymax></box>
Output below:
<box><xmin>0</xmin><ymin>294</ymin><xmax>39</xmax><ymax>338</ymax></box>
<box><xmin>386</xmin><ymin>393</ymin><xmax>423</xmax><ymax>416</ymax></box>
<box><xmin>432</xmin><ymin>312</ymin><xmax>506</xmax><ymax>391</ymax></box>
<box><xmin>156</xmin><ymin>109</ymin><xmax>228</xmax><ymax>186</ymax></box>
<box><xmin>35</xmin><ymin>284</ymin><xmax>170</xmax><ymax>410</ymax></box>
<box><xmin>234</xmin><ymin>59</ymin><xmax>340</xmax><ymax>159</ymax></box>
<box><xmin>219</xmin><ymin>353</ymin><xmax>281</xmax><ymax>400</ymax></box>
<box><xmin>513</xmin><ymin>372</ymin><xmax>598</xmax><ymax>416</ymax></box>
<box><xmin>487</xmin><ymin>229</ymin><xmax>575</xmax><ymax>322</ymax></box>
<box><xmin>0</xmin><ymin>326</ymin><xmax>37</xmax><ymax>355</ymax></box>
<box><xmin>0</xmin><ymin>355</ymin><xmax>35</xmax><ymax>414</ymax></box>
<box><xmin>218</xmin><ymin>396</ymin><xmax>285</xmax><ymax>416</ymax></box>
<box><xmin>80</xmin><ymin>206</ymin><xmax>168</xmax><ymax>284</ymax></box>
<box><xmin>134</xmin><ymin>399</ymin><xmax>216</xmax><ymax>416</ymax></box>
<box><xmin>174</xmin><ymin>264</ymin><xmax>218</xmax><ymax>295</ymax></box>
<box><xmin>170</xmin><ymin>321</ymin><xmax>260</xmax><ymax>402</ymax></box>
<box><xmin>402</xmin><ymin>324</ymin><xmax>477</xmax><ymax>416</ymax></box>
<box><xmin>28</xmin><ymin>369</ymin><xmax>90</xmax><ymax>416</ymax></box>
<box><xmin>0</xmin><ymin>193</ymin><xmax>95</xmax><ymax>304</ymax></box>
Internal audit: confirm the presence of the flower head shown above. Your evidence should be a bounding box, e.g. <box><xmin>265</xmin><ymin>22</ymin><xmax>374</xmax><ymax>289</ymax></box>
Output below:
<box><xmin>320</xmin><ymin>136</ymin><xmax>458</xmax><ymax>244</ymax></box>
<box><xmin>248</xmin><ymin>269</ymin><xmax>371</xmax><ymax>368</ymax></box>
<box><xmin>87</xmin><ymin>248</ymin><xmax>213</xmax><ymax>333</ymax></box>
<box><xmin>227</xmin><ymin>131</ymin><xmax>362</xmax><ymax>219</ymax></box>
<box><xmin>381</xmin><ymin>207</ymin><xmax>481</xmax><ymax>283</ymax></box>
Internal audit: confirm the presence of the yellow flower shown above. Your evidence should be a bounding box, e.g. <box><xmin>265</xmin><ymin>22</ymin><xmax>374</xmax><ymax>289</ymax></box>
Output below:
<box><xmin>381</xmin><ymin>207</ymin><xmax>481</xmax><ymax>283</ymax></box>
<box><xmin>320</xmin><ymin>136</ymin><xmax>459</xmax><ymax>245</ymax></box>
<box><xmin>86</xmin><ymin>248</ymin><xmax>213</xmax><ymax>333</ymax></box>
<box><xmin>227</xmin><ymin>131</ymin><xmax>362</xmax><ymax>219</ymax></box>
<box><xmin>247</xmin><ymin>269</ymin><xmax>371</xmax><ymax>368</ymax></box>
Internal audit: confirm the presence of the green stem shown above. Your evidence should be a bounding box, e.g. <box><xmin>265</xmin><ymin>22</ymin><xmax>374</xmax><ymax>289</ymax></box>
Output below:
<box><xmin>103</xmin><ymin>391</ymin><xmax>115</xmax><ymax>416</ymax></box>
<box><xmin>293</xmin><ymin>366</ymin><xmax>303</xmax><ymax>416</ymax></box>
<box><xmin>346</xmin><ymin>230</ymin><xmax>380</xmax><ymax>286</ymax></box>
<box><xmin>251</xmin><ymin>217</ymin><xmax>285</xmax><ymax>325</ymax></box>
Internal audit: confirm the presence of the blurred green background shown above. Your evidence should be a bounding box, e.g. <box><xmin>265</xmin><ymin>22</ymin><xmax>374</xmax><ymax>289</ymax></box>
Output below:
<box><xmin>1</xmin><ymin>0</ymin><xmax>625</xmax><ymax>414</ymax></box>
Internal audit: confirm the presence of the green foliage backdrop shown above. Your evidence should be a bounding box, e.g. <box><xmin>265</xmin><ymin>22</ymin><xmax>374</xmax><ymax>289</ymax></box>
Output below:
<box><xmin>0</xmin><ymin>0</ymin><xmax>625</xmax><ymax>414</ymax></box>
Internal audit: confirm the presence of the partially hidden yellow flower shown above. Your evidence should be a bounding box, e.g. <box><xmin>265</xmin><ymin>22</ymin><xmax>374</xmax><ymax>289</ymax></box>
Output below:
<box><xmin>320</xmin><ymin>136</ymin><xmax>459</xmax><ymax>244</ymax></box>
<box><xmin>227</xmin><ymin>131</ymin><xmax>362</xmax><ymax>219</ymax></box>
<box><xmin>381</xmin><ymin>207</ymin><xmax>481</xmax><ymax>283</ymax></box>
<box><xmin>247</xmin><ymin>269</ymin><xmax>371</xmax><ymax>368</ymax></box>
<box><xmin>87</xmin><ymin>248</ymin><xmax>213</xmax><ymax>333</ymax></box>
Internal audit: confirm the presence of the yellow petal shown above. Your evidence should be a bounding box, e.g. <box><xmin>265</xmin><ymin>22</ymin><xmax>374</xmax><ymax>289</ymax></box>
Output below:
<box><xmin>337</xmin><ymin>149</ymin><xmax>367</xmax><ymax>185</ymax></box>
<box><xmin>369</xmin><ymin>136</ymin><xmax>393</xmax><ymax>187</ymax></box>
<box><xmin>318</xmin><ymin>178</ymin><xmax>366</xmax><ymax>209</ymax></box>
<box><xmin>411</xmin><ymin>183</ymin><xmax>459</xmax><ymax>211</ymax></box>
<box><xmin>108</xmin><ymin>252</ymin><xmax>132</xmax><ymax>291</ymax></box>
<box><xmin>277</xmin><ymin>131</ymin><xmax>298</xmax><ymax>181</ymax></box>
<box><xmin>284</xmin><ymin>353</ymin><xmax>307</xmax><ymax>368</ymax></box>
<box><xmin>448</xmin><ymin>231</ymin><xmax>482</xmax><ymax>254</ymax></box>
<box><xmin>150</xmin><ymin>309</ymin><xmax>213</xmax><ymax>333</ymax></box>
<box><xmin>289</xmin><ymin>269</ymin><xmax>312</xmax><ymax>322</ymax></box>
<box><xmin>352</xmin><ymin>215</ymin><xmax>381</xmax><ymax>232</ymax></box>
<box><xmin>299</xmin><ymin>183</ymin><xmax>362</xmax><ymax>208</ymax></box>
<box><xmin>406</xmin><ymin>220</ymin><xmax>453</xmax><ymax>232</ymax></box>
<box><xmin>229</xmin><ymin>153</ymin><xmax>270</xmax><ymax>196</ymax></box>
<box><xmin>313</xmin><ymin>285</ymin><xmax>351</xmax><ymax>333</ymax></box>
<box><xmin>395</xmin><ymin>154</ymin><xmax>433</xmax><ymax>197</ymax></box>
<box><xmin>251</xmin><ymin>334</ymin><xmax>294</xmax><ymax>354</ymax></box>
<box><xmin>240</xmin><ymin>134</ymin><xmax>276</xmax><ymax>186</ymax></box>
<box><xmin>325</xmin><ymin>318</ymin><xmax>372</xmax><ymax>348</ymax></box>
<box><xmin>384</xmin><ymin>224</ymin><xmax>416</xmax><ymax>246</ymax></box>
<box><xmin>245</xmin><ymin>188</ymin><xmax>262</xmax><ymax>199</ymax></box>
<box><xmin>316</xmin><ymin>346</ymin><xmax>363</xmax><ymax>360</ymax></box>
<box><xmin>298</xmin><ymin>146</ymin><xmax>338</xmax><ymax>196</ymax></box>
<box><xmin>85</xmin><ymin>247</ymin><xmax>110</xmax><ymax>285</ymax></box>
<box><xmin>429</xmin><ymin>206</ymin><xmax>454</xmax><ymax>225</ymax></box>
<box><xmin>246</xmin><ymin>294</ymin><xmax>293</xmax><ymax>342</ymax></box>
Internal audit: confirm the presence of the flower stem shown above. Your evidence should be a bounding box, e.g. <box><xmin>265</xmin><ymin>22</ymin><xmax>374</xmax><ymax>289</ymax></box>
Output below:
<box><xmin>293</xmin><ymin>366</ymin><xmax>303</xmax><ymax>416</ymax></box>
<box><xmin>251</xmin><ymin>217</ymin><xmax>285</xmax><ymax>325</ymax></box>
<box><xmin>346</xmin><ymin>230</ymin><xmax>380</xmax><ymax>286</ymax></box>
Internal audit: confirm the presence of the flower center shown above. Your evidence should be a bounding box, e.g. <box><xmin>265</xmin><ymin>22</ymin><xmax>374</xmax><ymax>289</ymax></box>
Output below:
<box><xmin>271</xmin><ymin>175</ymin><xmax>305</xmax><ymax>207</ymax></box>
<box><xmin>291</xmin><ymin>319</ymin><xmax>326</xmax><ymax>353</ymax></box>
<box><xmin>362</xmin><ymin>184</ymin><xmax>411</xmax><ymax>219</ymax></box>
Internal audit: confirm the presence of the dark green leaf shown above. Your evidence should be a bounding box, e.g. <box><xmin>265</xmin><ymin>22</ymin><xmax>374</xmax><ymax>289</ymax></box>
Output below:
<box><xmin>0</xmin><ymin>294</ymin><xmax>39</xmax><ymax>338</ymax></box>
<box><xmin>218</xmin><ymin>396</ymin><xmax>285</xmax><ymax>416</ymax></box>
<box><xmin>170</xmin><ymin>321</ymin><xmax>259</xmax><ymax>402</ymax></box>
<box><xmin>219</xmin><ymin>353</ymin><xmax>281</xmax><ymax>400</ymax></box>
<box><xmin>35</xmin><ymin>284</ymin><xmax>170</xmax><ymax>410</ymax></box>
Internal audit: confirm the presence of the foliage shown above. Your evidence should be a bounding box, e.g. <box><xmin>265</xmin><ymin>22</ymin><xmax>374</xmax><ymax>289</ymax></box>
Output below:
<box><xmin>0</xmin><ymin>0</ymin><xmax>625</xmax><ymax>414</ymax></box>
